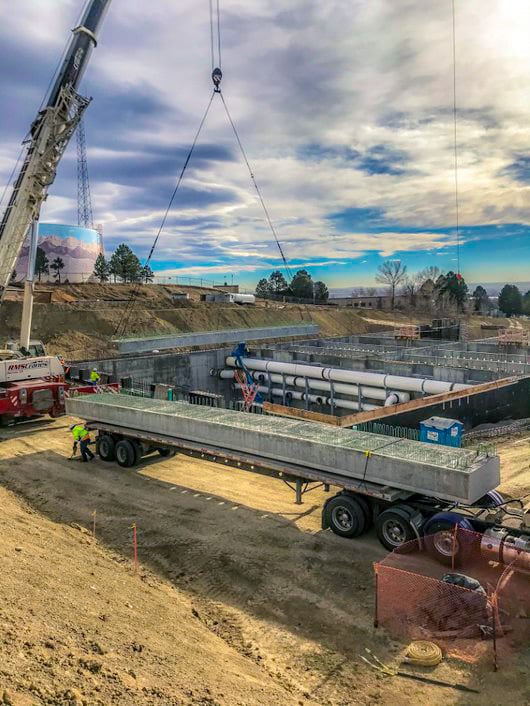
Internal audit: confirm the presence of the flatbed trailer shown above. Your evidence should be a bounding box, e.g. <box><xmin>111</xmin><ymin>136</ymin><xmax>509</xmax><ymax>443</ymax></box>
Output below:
<box><xmin>85</xmin><ymin>418</ymin><xmax>530</xmax><ymax>570</ymax></box>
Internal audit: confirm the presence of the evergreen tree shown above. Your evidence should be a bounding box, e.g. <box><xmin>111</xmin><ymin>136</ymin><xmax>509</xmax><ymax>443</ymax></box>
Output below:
<box><xmin>498</xmin><ymin>284</ymin><xmax>522</xmax><ymax>316</ymax></box>
<box><xmin>268</xmin><ymin>270</ymin><xmax>288</xmax><ymax>295</ymax></box>
<box><xmin>50</xmin><ymin>256</ymin><xmax>65</xmax><ymax>283</ymax></box>
<box><xmin>255</xmin><ymin>278</ymin><xmax>272</xmax><ymax>298</ymax></box>
<box><xmin>522</xmin><ymin>290</ymin><xmax>530</xmax><ymax>316</ymax></box>
<box><xmin>313</xmin><ymin>281</ymin><xmax>329</xmax><ymax>302</ymax></box>
<box><xmin>472</xmin><ymin>285</ymin><xmax>490</xmax><ymax>312</ymax></box>
<box><xmin>437</xmin><ymin>271</ymin><xmax>468</xmax><ymax>312</ymax></box>
<box><xmin>35</xmin><ymin>247</ymin><xmax>49</xmax><ymax>282</ymax></box>
<box><xmin>288</xmin><ymin>269</ymin><xmax>314</xmax><ymax>299</ymax></box>
<box><xmin>93</xmin><ymin>253</ymin><xmax>110</xmax><ymax>282</ymax></box>
<box><xmin>108</xmin><ymin>243</ymin><xmax>142</xmax><ymax>283</ymax></box>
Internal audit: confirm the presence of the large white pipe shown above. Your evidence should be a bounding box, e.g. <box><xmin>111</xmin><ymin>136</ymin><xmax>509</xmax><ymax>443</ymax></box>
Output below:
<box><xmin>220</xmin><ymin>369</ymin><xmax>410</xmax><ymax>403</ymax></box>
<box><xmin>226</xmin><ymin>357</ymin><xmax>470</xmax><ymax>395</ymax></box>
<box><xmin>233</xmin><ymin>384</ymin><xmax>380</xmax><ymax>412</ymax></box>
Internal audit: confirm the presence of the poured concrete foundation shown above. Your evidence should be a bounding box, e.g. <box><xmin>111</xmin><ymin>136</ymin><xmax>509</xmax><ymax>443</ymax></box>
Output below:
<box><xmin>66</xmin><ymin>394</ymin><xmax>500</xmax><ymax>504</ymax></box>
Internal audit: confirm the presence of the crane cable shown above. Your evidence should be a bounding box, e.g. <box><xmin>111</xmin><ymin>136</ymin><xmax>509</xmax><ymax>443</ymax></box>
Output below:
<box><xmin>220</xmin><ymin>92</ymin><xmax>293</xmax><ymax>280</ymax></box>
<box><xmin>115</xmin><ymin>0</ymin><xmax>294</xmax><ymax>336</ymax></box>
<box><xmin>451</xmin><ymin>0</ymin><xmax>460</xmax><ymax>275</ymax></box>
<box><xmin>114</xmin><ymin>91</ymin><xmax>216</xmax><ymax>337</ymax></box>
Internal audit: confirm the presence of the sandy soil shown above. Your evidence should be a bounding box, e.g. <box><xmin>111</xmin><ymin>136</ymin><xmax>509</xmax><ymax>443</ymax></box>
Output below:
<box><xmin>1</xmin><ymin>419</ymin><xmax>530</xmax><ymax>705</ymax></box>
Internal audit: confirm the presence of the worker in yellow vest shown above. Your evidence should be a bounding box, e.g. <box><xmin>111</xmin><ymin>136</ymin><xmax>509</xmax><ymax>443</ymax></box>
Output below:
<box><xmin>70</xmin><ymin>423</ymin><xmax>95</xmax><ymax>462</ymax></box>
<box><xmin>89</xmin><ymin>367</ymin><xmax>101</xmax><ymax>386</ymax></box>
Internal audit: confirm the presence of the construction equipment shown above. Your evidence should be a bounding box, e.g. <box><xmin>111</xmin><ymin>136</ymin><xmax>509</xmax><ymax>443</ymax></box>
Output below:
<box><xmin>0</xmin><ymin>0</ymin><xmax>111</xmax><ymax>310</ymax></box>
<box><xmin>0</xmin><ymin>1</ymin><xmax>112</xmax><ymax>424</ymax></box>
<box><xmin>64</xmin><ymin>393</ymin><xmax>530</xmax><ymax>564</ymax></box>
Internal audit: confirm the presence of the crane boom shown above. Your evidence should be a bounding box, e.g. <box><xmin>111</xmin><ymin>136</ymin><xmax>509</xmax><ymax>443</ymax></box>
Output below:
<box><xmin>0</xmin><ymin>0</ymin><xmax>111</xmax><ymax>301</ymax></box>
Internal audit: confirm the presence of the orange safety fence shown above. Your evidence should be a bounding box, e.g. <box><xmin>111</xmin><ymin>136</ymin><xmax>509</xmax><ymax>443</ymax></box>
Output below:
<box><xmin>374</xmin><ymin>527</ymin><xmax>530</xmax><ymax>669</ymax></box>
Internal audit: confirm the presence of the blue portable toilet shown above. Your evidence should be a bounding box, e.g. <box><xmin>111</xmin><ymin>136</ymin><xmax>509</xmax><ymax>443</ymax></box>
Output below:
<box><xmin>419</xmin><ymin>416</ymin><xmax>463</xmax><ymax>448</ymax></box>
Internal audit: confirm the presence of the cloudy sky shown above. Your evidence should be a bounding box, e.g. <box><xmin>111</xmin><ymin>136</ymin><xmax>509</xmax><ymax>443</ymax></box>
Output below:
<box><xmin>1</xmin><ymin>0</ymin><xmax>529</xmax><ymax>290</ymax></box>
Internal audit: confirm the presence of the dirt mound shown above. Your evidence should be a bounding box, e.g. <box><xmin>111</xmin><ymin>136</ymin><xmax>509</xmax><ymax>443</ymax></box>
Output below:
<box><xmin>0</xmin><ymin>484</ymin><xmax>314</xmax><ymax>705</ymax></box>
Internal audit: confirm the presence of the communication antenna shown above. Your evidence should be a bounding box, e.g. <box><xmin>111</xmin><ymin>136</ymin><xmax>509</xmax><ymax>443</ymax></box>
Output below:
<box><xmin>76</xmin><ymin>117</ymin><xmax>94</xmax><ymax>229</ymax></box>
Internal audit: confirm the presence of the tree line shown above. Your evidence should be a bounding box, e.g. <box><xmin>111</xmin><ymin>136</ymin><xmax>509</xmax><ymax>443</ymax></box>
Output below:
<box><xmin>361</xmin><ymin>261</ymin><xmax>470</xmax><ymax>311</ymax></box>
<box><xmin>364</xmin><ymin>261</ymin><xmax>529</xmax><ymax>317</ymax></box>
<box><xmin>255</xmin><ymin>269</ymin><xmax>329</xmax><ymax>302</ymax></box>
<box><xmin>93</xmin><ymin>244</ymin><xmax>154</xmax><ymax>283</ymax></box>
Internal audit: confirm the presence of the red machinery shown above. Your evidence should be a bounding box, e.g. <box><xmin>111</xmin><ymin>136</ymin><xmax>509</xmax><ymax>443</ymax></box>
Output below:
<box><xmin>0</xmin><ymin>355</ymin><xmax>118</xmax><ymax>426</ymax></box>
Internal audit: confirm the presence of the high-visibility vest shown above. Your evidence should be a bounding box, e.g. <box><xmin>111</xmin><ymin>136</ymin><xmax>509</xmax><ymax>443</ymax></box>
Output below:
<box><xmin>90</xmin><ymin>371</ymin><xmax>100</xmax><ymax>383</ymax></box>
<box><xmin>71</xmin><ymin>425</ymin><xmax>90</xmax><ymax>442</ymax></box>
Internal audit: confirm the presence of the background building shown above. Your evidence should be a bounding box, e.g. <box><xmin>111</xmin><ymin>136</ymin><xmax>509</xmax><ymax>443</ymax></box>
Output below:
<box><xmin>15</xmin><ymin>223</ymin><xmax>101</xmax><ymax>283</ymax></box>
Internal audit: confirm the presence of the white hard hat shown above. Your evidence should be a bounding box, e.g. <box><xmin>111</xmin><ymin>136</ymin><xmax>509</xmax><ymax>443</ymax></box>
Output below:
<box><xmin>92</xmin><ymin>367</ymin><xmax>97</xmax><ymax>371</ymax></box>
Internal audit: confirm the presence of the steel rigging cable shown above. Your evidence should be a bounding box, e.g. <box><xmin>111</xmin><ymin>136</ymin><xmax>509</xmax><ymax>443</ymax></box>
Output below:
<box><xmin>451</xmin><ymin>0</ymin><xmax>461</xmax><ymax>275</ymax></box>
<box><xmin>115</xmin><ymin>0</ymin><xmax>293</xmax><ymax>336</ymax></box>
<box><xmin>219</xmin><ymin>92</ymin><xmax>293</xmax><ymax>280</ymax></box>
<box><xmin>114</xmin><ymin>92</ymin><xmax>216</xmax><ymax>336</ymax></box>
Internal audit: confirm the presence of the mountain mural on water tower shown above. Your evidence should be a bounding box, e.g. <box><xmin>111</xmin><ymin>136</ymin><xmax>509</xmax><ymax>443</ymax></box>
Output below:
<box><xmin>15</xmin><ymin>223</ymin><xmax>101</xmax><ymax>283</ymax></box>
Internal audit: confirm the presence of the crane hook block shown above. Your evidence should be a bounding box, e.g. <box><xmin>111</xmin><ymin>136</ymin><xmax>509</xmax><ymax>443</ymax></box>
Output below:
<box><xmin>212</xmin><ymin>67</ymin><xmax>222</xmax><ymax>91</ymax></box>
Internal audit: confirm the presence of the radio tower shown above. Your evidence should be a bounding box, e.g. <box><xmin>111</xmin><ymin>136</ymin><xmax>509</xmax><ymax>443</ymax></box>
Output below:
<box><xmin>76</xmin><ymin>118</ymin><xmax>94</xmax><ymax>229</ymax></box>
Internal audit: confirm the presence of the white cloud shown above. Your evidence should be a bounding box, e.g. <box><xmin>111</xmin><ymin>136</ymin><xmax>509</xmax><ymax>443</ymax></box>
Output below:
<box><xmin>1</xmin><ymin>0</ymin><xmax>530</xmax><ymax>286</ymax></box>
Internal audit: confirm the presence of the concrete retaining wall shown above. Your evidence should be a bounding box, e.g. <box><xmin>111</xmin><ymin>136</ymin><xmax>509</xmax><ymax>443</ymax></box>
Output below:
<box><xmin>115</xmin><ymin>324</ymin><xmax>319</xmax><ymax>354</ymax></box>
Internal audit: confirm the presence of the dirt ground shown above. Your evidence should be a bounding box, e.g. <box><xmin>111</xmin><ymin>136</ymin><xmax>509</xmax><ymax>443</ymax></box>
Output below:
<box><xmin>1</xmin><ymin>419</ymin><xmax>530</xmax><ymax>705</ymax></box>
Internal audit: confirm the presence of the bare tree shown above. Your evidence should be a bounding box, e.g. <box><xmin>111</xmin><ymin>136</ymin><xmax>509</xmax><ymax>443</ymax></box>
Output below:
<box><xmin>418</xmin><ymin>265</ymin><xmax>441</xmax><ymax>284</ymax></box>
<box><xmin>375</xmin><ymin>260</ymin><xmax>407</xmax><ymax>309</ymax></box>
<box><xmin>403</xmin><ymin>272</ymin><xmax>423</xmax><ymax>306</ymax></box>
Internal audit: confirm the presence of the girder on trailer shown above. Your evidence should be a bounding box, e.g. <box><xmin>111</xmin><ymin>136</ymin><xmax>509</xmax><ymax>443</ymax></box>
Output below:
<box><xmin>87</xmin><ymin>420</ymin><xmax>413</xmax><ymax>506</ymax></box>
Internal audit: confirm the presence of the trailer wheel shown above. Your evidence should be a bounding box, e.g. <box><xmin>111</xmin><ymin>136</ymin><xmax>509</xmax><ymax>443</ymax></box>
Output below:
<box><xmin>341</xmin><ymin>492</ymin><xmax>373</xmax><ymax>529</ymax></box>
<box><xmin>375</xmin><ymin>506</ymin><xmax>417</xmax><ymax>551</ymax></box>
<box><xmin>424</xmin><ymin>513</ymin><xmax>475</xmax><ymax>567</ymax></box>
<box><xmin>324</xmin><ymin>495</ymin><xmax>366</xmax><ymax>538</ymax></box>
<box><xmin>97</xmin><ymin>434</ymin><xmax>116</xmax><ymax>462</ymax></box>
<box><xmin>158</xmin><ymin>448</ymin><xmax>176</xmax><ymax>458</ymax></box>
<box><xmin>473</xmin><ymin>490</ymin><xmax>505</xmax><ymax>509</ymax></box>
<box><xmin>115</xmin><ymin>439</ymin><xmax>137</xmax><ymax>468</ymax></box>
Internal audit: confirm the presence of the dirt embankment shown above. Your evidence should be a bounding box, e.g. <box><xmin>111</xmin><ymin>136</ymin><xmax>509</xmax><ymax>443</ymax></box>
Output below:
<box><xmin>1</xmin><ymin>419</ymin><xmax>529</xmax><ymax>705</ymax></box>
<box><xmin>1</xmin><ymin>283</ymin><xmax>443</xmax><ymax>359</ymax></box>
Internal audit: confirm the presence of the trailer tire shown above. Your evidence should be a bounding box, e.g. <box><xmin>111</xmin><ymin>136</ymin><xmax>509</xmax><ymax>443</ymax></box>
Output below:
<box><xmin>342</xmin><ymin>492</ymin><xmax>373</xmax><ymax>529</ymax></box>
<box><xmin>324</xmin><ymin>495</ymin><xmax>366</xmax><ymax>538</ymax></box>
<box><xmin>158</xmin><ymin>448</ymin><xmax>176</xmax><ymax>458</ymax></box>
<box><xmin>115</xmin><ymin>439</ymin><xmax>137</xmax><ymax>468</ymax></box>
<box><xmin>375</xmin><ymin>506</ymin><xmax>418</xmax><ymax>551</ymax></box>
<box><xmin>97</xmin><ymin>434</ymin><xmax>116</xmax><ymax>462</ymax></box>
<box><xmin>424</xmin><ymin>513</ymin><xmax>475</xmax><ymax>567</ymax></box>
<box><xmin>473</xmin><ymin>490</ymin><xmax>505</xmax><ymax>509</ymax></box>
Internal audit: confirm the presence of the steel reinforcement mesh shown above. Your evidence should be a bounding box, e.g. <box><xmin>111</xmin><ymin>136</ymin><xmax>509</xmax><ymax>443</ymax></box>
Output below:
<box><xmin>374</xmin><ymin>528</ymin><xmax>530</xmax><ymax>666</ymax></box>
<box><xmin>85</xmin><ymin>393</ymin><xmax>485</xmax><ymax>471</ymax></box>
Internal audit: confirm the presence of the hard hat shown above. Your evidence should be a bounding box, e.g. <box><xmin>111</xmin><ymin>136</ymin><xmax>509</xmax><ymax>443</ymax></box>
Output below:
<box><xmin>92</xmin><ymin>367</ymin><xmax>97</xmax><ymax>371</ymax></box>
